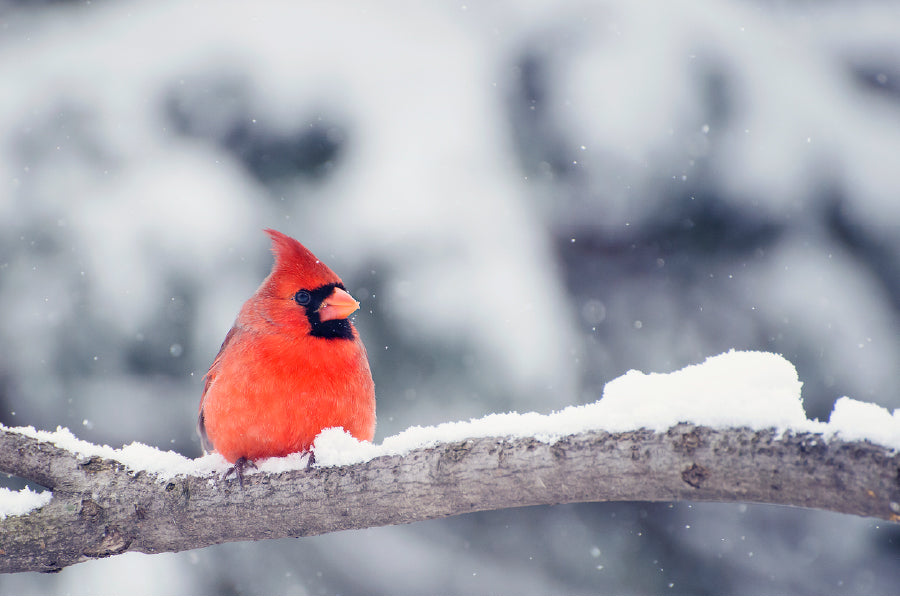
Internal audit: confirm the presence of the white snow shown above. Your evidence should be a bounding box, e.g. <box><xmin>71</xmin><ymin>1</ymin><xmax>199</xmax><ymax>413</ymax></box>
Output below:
<box><xmin>0</xmin><ymin>487</ymin><xmax>52</xmax><ymax>520</ymax></box>
<box><xmin>1</xmin><ymin>350</ymin><xmax>897</xmax><ymax>500</ymax></box>
<box><xmin>311</xmin><ymin>349</ymin><xmax>897</xmax><ymax>467</ymax></box>
<box><xmin>594</xmin><ymin>350</ymin><xmax>807</xmax><ymax>431</ymax></box>
<box><xmin>4</xmin><ymin>425</ymin><xmax>228</xmax><ymax>482</ymax></box>
<box><xmin>826</xmin><ymin>397</ymin><xmax>900</xmax><ymax>451</ymax></box>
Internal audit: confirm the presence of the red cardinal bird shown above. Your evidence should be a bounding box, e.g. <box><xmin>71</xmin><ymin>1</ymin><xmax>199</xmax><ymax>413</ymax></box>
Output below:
<box><xmin>198</xmin><ymin>229</ymin><xmax>375</xmax><ymax>485</ymax></box>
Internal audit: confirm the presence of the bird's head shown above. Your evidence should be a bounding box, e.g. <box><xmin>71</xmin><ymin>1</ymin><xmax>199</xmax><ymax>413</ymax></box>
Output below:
<box><xmin>252</xmin><ymin>229</ymin><xmax>360</xmax><ymax>340</ymax></box>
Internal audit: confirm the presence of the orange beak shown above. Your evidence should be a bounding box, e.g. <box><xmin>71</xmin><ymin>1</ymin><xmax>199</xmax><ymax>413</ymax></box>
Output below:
<box><xmin>318</xmin><ymin>287</ymin><xmax>360</xmax><ymax>322</ymax></box>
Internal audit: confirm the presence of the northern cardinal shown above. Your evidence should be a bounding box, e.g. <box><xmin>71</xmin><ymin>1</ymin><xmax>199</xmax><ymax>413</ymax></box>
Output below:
<box><xmin>198</xmin><ymin>229</ymin><xmax>375</xmax><ymax>485</ymax></box>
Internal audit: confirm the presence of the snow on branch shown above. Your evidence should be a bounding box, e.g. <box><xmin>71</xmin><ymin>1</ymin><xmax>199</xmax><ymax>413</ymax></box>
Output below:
<box><xmin>1</xmin><ymin>351</ymin><xmax>898</xmax><ymax>574</ymax></box>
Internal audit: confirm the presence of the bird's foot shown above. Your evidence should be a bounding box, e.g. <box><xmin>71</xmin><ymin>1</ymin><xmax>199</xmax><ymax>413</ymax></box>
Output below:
<box><xmin>225</xmin><ymin>456</ymin><xmax>257</xmax><ymax>488</ymax></box>
<box><xmin>305</xmin><ymin>450</ymin><xmax>316</xmax><ymax>470</ymax></box>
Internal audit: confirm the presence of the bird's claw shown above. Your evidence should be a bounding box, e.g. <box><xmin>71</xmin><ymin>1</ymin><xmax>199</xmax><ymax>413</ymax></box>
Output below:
<box><xmin>225</xmin><ymin>456</ymin><xmax>257</xmax><ymax>488</ymax></box>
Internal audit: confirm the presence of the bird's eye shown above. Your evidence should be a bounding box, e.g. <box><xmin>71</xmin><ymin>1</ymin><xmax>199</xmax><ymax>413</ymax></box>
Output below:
<box><xmin>294</xmin><ymin>290</ymin><xmax>312</xmax><ymax>306</ymax></box>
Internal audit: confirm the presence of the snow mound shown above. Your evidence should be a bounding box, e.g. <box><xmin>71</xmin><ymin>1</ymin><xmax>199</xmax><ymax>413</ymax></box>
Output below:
<box><xmin>4</xmin><ymin>425</ymin><xmax>228</xmax><ymax>481</ymax></box>
<box><xmin>2</xmin><ymin>351</ymin><xmax>897</xmax><ymax>481</ymax></box>
<box><xmin>311</xmin><ymin>350</ymin><xmax>897</xmax><ymax>467</ymax></box>
<box><xmin>826</xmin><ymin>397</ymin><xmax>900</xmax><ymax>450</ymax></box>
<box><xmin>596</xmin><ymin>350</ymin><xmax>807</xmax><ymax>431</ymax></box>
<box><xmin>0</xmin><ymin>487</ymin><xmax>52</xmax><ymax>520</ymax></box>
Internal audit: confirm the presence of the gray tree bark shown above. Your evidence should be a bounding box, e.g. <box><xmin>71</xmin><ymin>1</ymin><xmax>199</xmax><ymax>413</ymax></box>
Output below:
<box><xmin>1</xmin><ymin>423</ymin><xmax>898</xmax><ymax>574</ymax></box>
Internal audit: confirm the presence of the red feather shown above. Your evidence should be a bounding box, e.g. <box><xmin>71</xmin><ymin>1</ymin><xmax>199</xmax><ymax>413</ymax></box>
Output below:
<box><xmin>198</xmin><ymin>230</ymin><xmax>375</xmax><ymax>470</ymax></box>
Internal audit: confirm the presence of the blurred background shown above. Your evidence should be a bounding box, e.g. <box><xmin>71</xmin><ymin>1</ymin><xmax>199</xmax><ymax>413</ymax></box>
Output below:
<box><xmin>2</xmin><ymin>0</ymin><xmax>899</xmax><ymax>593</ymax></box>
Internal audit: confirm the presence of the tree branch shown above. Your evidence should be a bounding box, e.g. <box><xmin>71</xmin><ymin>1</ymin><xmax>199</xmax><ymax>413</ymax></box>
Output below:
<box><xmin>1</xmin><ymin>424</ymin><xmax>899</xmax><ymax>574</ymax></box>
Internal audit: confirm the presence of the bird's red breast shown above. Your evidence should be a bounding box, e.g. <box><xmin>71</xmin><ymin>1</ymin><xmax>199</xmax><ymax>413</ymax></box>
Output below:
<box><xmin>198</xmin><ymin>229</ymin><xmax>375</xmax><ymax>465</ymax></box>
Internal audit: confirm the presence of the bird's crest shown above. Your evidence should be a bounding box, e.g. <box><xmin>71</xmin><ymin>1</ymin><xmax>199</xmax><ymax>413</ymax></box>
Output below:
<box><xmin>262</xmin><ymin>229</ymin><xmax>342</xmax><ymax>292</ymax></box>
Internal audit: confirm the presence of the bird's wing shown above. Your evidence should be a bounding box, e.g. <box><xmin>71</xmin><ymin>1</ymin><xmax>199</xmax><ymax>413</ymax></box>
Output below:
<box><xmin>198</xmin><ymin>324</ymin><xmax>239</xmax><ymax>454</ymax></box>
